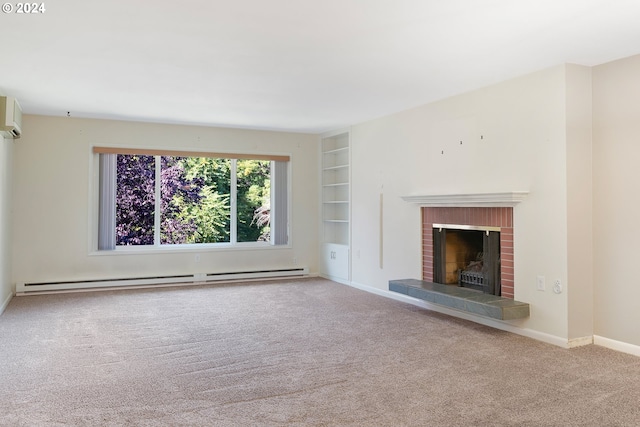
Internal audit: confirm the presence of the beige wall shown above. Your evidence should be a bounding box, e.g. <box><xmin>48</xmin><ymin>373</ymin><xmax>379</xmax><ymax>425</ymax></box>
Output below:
<box><xmin>0</xmin><ymin>133</ymin><xmax>13</xmax><ymax>313</ymax></box>
<box><xmin>12</xmin><ymin>116</ymin><xmax>319</xmax><ymax>285</ymax></box>
<box><xmin>593</xmin><ymin>54</ymin><xmax>640</xmax><ymax>347</ymax></box>
<box><xmin>565</xmin><ymin>64</ymin><xmax>594</xmax><ymax>341</ymax></box>
<box><xmin>350</xmin><ymin>65</ymin><xmax>581</xmax><ymax>341</ymax></box>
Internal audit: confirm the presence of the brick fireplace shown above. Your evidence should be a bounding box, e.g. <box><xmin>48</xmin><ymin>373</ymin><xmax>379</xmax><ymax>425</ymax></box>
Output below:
<box><xmin>422</xmin><ymin>207</ymin><xmax>515</xmax><ymax>299</ymax></box>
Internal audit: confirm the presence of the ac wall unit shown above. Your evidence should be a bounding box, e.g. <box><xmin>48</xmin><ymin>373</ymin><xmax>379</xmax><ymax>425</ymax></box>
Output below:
<box><xmin>0</xmin><ymin>96</ymin><xmax>22</xmax><ymax>139</ymax></box>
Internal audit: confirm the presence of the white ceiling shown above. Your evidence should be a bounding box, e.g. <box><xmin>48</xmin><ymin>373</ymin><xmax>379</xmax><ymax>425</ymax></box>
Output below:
<box><xmin>2</xmin><ymin>0</ymin><xmax>640</xmax><ymax>134</ymax></box>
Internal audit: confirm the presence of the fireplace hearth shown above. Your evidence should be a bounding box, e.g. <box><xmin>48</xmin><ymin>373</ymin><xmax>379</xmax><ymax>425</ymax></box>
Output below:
<box><xmin>393</xmin><ymin>193</ymin><xmax>529</xmax><ymax>318</ymax></box>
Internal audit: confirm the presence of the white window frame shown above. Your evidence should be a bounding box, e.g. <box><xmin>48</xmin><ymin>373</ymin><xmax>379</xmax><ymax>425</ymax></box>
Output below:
<box><xmin>92</xmin><ymin>148</ymin><xmax>291</xmax><ymax>254</ymax></box>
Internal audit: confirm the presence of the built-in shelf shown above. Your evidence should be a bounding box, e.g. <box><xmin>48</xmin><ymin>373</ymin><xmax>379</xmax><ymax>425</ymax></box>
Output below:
<box><xmin>320</xmin><ymin>131</ymin><xmax>351</xmax><ymax>283</ymax></box>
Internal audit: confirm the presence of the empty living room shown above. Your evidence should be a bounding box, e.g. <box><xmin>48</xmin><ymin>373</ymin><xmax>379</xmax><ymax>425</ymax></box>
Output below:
<box><xmin>2</xmin><ymin>1</ymin><xmax>640</xmax><ymax>426</ymax></box>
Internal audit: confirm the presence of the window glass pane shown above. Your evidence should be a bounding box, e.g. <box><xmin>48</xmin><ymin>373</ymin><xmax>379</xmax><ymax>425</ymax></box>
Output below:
<box><xmin>160</xmin><ymin>156</ymin><xmax>231</xmax><ymax>244</ymax></box>
<box><xmin>237</xmin><ymin>160</ymin><xmax>271</xmax><ymax>242</ymax></box>
<box><xmin>116</xmin><ymin>154</ymin><xmax>155</xmax><ymax>245</ymax></box>
<box><xmin>106</xmin><ymin>153</ymin><xmax>280</xmax><ymax>248</ymax></box>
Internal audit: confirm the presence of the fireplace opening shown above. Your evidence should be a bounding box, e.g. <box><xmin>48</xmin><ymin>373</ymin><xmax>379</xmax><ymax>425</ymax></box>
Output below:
<box><xmin>432</xmin><ymin>225</ymin><xmax>501</xmax><ymax>295</ymax></box>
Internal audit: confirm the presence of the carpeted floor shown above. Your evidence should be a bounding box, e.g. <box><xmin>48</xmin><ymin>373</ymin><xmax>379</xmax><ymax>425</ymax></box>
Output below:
<box><xmin>0</xmin><ymin>278</ymin><xmax>639</xmax><ymax>426</ymax></box>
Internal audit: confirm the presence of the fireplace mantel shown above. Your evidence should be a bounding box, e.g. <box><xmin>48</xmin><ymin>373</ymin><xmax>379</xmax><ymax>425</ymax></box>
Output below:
<box><xmin>401</xmin><ymin>191</ymin><xmax>529</xmax><ymax>207</ymax></box>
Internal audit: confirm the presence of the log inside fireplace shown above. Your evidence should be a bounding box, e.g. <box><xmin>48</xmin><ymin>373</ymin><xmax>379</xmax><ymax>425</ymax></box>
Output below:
<box><xmin>432</xmin><ymin>224</ymin><xmax>501</xmax><ymax>296</ymax></box>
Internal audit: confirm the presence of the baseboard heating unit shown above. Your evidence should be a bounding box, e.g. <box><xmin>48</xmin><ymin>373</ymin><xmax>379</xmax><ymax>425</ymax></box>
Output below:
<box><xmin>16</xmin><ymin>267</ymin><xmax>309</xmax><ymax>295</ymax></box>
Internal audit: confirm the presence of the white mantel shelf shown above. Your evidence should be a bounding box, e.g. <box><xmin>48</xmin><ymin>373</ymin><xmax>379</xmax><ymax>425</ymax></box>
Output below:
<box><xmin>401</xmin><ymin>191</ymin><xmax>529</xmax><ymax>207</ymax></box>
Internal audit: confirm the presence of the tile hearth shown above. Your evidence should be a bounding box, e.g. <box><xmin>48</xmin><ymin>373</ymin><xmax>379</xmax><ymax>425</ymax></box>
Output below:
<box><xmin>389</xmin><ymin>279</ymin><xmax>530</xmax><ymax>321</ymax></box>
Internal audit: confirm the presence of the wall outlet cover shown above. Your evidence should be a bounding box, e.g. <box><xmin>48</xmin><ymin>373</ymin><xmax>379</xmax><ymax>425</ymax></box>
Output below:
<box><xmin>553</xmin><ymin>279</ymin><xmax>562</xmax><ymax>294</ymax></box>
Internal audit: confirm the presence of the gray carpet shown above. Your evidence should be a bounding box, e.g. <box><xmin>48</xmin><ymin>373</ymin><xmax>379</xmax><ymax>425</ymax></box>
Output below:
<box><xmin>0</xmin><ymin>278</ymin><xmax>639</xmax><ymax>426</ymax></box>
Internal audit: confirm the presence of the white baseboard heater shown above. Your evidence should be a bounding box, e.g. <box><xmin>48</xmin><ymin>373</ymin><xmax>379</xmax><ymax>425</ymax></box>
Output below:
<box><xmin>16</xmin><ymin>267</ymin><xmax>309</xmax><ymax>295</ymax></box>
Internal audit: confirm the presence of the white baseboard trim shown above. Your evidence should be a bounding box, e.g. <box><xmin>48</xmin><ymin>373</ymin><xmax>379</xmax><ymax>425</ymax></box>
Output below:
<box><xmin>346</xmin><ymin>280</ymin><xmax>572</xmax><ymax>349</ymax></box>
<box><xmin>0</xmin><ymin>290</ymin><xmax>13</xmax><ymax>316</ymax></box>
<box><xmin>567</xmin><ymin>336</ymin><xmax>593</xmax><ymax>348</ymax></box>
<box><xmin>319</xmin><ymin>273</ymin><xmax>350</xmax><ymax>286</ymax></box>
<box><xmin>594</xmin><ymin>335</ymin><xmax>640</xmax><ymax>357</ymax></box>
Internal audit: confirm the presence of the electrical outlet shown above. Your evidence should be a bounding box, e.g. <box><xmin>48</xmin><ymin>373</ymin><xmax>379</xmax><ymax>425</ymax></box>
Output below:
<box><xmin>553</xmin><ymin>279</ymin><xmax>562</xmax><ymax>294</ymax></box>
<box><xmin>536</xmin><ymin>275</ymin><xmax>545</xmax><ymax>291</ymax></box>
<box><xmin>195</xmin><ymin>254</ymin><xmax>201</xmax><ymax>263</ymax></box>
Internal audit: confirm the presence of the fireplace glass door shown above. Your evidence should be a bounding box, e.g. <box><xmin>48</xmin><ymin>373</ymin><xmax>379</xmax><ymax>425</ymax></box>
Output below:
<box><xmin>433</xmin><ymin>226</ymin><xmax>501</xmax><ymax>295</ymax></box>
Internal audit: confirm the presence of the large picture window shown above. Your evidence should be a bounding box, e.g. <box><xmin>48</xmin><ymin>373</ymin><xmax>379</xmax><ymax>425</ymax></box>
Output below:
<box><xmin>96</xmin><ymin>148</ymin><xmax>289</xmax><ymax>250</ymax></box>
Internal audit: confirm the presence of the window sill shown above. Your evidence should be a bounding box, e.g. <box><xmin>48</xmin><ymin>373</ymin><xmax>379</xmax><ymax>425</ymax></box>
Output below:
<box><xmin>89</xmin><ymin>242</ymin><xmax>290</xmax><ymax>256</ymax></box>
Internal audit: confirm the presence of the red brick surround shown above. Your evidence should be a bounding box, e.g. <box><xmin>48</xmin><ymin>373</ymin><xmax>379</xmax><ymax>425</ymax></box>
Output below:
<box><xmin>422</xmin><ymin>207</ymin><xmax>514</xmax><ymax>299</ymax></box>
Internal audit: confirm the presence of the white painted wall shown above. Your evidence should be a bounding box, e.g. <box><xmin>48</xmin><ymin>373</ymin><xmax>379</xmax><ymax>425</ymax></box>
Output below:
<box><xmin>12</xmin><ymin>116</ymin><xmax>319</xmax><ymax>285</ymax></box>
<box><xmin>565</xmin><ymin>64</ymin><xmax>594</xmax><ymax>341</ymax></box>
<box><xmin>350</xmin><ymin>65</ymin><xmax>576</xmax><ymax>340</ymax></box>
<box><xmin>0</xmin><ymin>133</ymin><xmax>13</xmax><ymax>314</ymax></box>
<box><xmin>593</xmin><ymin>54</ymin><xmax>640</xmax><ymax>347</ymax></box>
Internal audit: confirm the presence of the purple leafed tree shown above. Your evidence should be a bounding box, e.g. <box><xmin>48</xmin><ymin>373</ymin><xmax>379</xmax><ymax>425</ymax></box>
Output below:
<box><xmin>160</xmin><ymin>156</ymin><xmax>202</xmax><ymax>244</ymax></box>
<box><xmin>116</xmin><ymin>155</ymin><xmax>155</xmax><ymax>245</ymax></box>
<box><xmin>116</xmin><ymin>155</ymin><xmax>202</xmax><ymax>245</ymax></box>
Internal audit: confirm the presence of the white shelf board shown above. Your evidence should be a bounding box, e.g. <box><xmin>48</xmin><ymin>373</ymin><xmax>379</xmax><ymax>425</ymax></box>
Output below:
<box><xmin>322</xmin><ymin>164</ymin><xmax>349</xmax><ymax>171</ymax></box>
